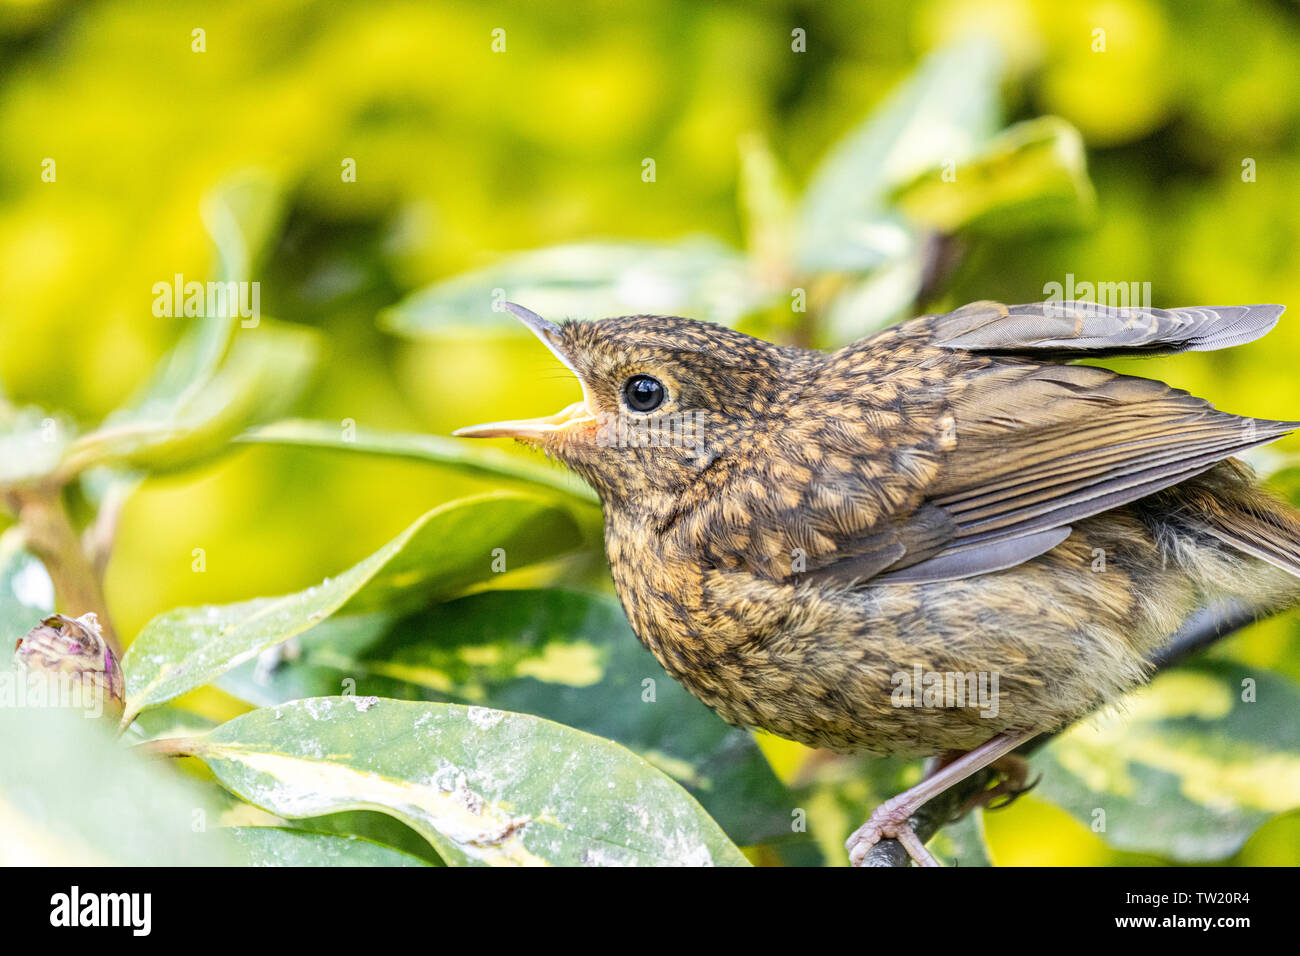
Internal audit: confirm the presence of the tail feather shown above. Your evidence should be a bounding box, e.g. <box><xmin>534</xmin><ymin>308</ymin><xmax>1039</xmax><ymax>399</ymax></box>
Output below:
<box><xmin>1199</xmin><ymin>496</ymin><xmax>1300</xmax><ymax>580</ymax></box>
<box><xmin>1156</xmin><ymin>459</ymin><xmax>1300</xmax><ymax>587</ymax></box>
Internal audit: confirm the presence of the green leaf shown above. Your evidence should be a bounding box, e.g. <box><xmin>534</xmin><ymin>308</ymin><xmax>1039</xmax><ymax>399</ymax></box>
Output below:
<box><xmin>796</xmin><ymin>36</ymin><xmax>1003</xmax><ymax>273</ymax></box>
<box><xmin>201</xmin><ymin>170</ymin><xmax>286</xmax><ymax>284</ymax></box>
<box><xmin>187</xmin><ymin>696</ymin><xmax>750</xmax><ymax>866</ymax></box>
<box><xmin>382</xmin><ymin>238</ymin><xmax>771</xmax><ymax>336</ymax></box>
<box><xmin>125</xmin><ymin>704</ymin><xmax>219</xmax><ymax>743</ymax></box>
<box><xmin>237</xmin><ymin>418</ymin><xmax>599</xmax><ymax>507</ymax></box>
<box><xmin>53</xmin><ymin>173</ymin><xmax>295</xmax><ymax>485</ymax></box>
<box><xmin>1035</xmin><ymin>661</ymin><xmax>1300</xmax><ymax>861</ymax></box>
<box><xmin>891</xmin><ymin>116</ymin><xmax>1096</xmax><ymax>235</ymax></box>
<box><xmin>0</xmin><ymin>527</ymin><xmax>53</xmax><ymax>647</ymax></box>
<box><xmin>120</xmin><ymin>493</ymin><xmax>584</xmax><ymax>723</ymax></box>
<box><xmin>277</xmin><ymin>809</ymin><xmax>446</xmax><ymax>865</ymax></box>
<box><xmin>59</xmin><ymin>322</ymin><xmax>318</xmax><ymax>478</ymax></box>
<box><xmin>218</xmin><ymin>588</ymin><xmax>798</xmax><ymax>847</ymax></box>
<box><xmin>0</xmin><ymin>705</ymin><xmax>242</xmax><ymax>865</ymax></box>
<box><xmin>98</xmin><ymin>172</ymin><xmax>284</xmax><ymax>436</ymax></box>
<box><xmin>226</xmin><ymin>826</ymin><xmax>432</xmax><ymax>866</ymax></box>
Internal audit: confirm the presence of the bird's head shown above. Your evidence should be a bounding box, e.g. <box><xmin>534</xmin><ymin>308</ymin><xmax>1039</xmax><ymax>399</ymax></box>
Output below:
<box><xmin>454</xmin><ymin>303</ymin><xmax>801</xmax><ymax>515</ymax></box>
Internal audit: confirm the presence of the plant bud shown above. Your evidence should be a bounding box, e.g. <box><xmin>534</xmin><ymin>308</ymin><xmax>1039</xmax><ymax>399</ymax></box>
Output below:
<box><xmin>13</xmin><ymin>612</ymin><xmax>123</xmax><ymax>720</ymax></box>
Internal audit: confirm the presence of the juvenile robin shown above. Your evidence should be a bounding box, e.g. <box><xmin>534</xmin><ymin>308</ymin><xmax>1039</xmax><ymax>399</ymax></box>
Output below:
<box><xmin>455</xmin><ymin>300</ymin><xmax>1300</xmax><ymax>866</ymax></box>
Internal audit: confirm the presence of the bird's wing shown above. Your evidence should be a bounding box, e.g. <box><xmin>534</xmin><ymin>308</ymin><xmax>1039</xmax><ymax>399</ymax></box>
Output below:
<box><xmin>924</xmin><ymin>300</ymin><xmax>1283</xmax><ymax>357</ymax></box>
<box><xmin>747</xmin><ymin>320</ymin><xmax>1295</xmax><ymax>588</ymax></box>
<box><xmin>874</xmin><ymin>362</ymin><xmax>1296</xmax><ymax>583</ymax></box>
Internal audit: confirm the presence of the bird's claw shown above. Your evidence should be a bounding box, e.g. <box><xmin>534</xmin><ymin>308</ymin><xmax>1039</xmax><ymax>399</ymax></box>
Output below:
<box><xmin>956</xmin><ymin>755</ymin><xmax>1039</xmax><ymax>818</ymax></box>
<box><xmin>844</xmin><ymin>731</ymin><xmax>1037</xmax><ymax>867</ymax></box>
<box><xmin>846</xmin><ymin>802</ymin><xmax>940</xmax><ymax>867</ymax></box>
<box><xmin>984</xmin><ymin>772</ymin><xmax>1041</xmax><ymax>811</ymax></box>
<box><xmin>845</xmin><ymin>818</ymin><xmax>885</xmax><ymax>866</ymax></box>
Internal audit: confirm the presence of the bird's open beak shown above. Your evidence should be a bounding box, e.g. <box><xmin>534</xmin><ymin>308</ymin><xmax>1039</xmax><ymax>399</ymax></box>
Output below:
<box><xmin>452</xmin><ymin>303</ymin><xmax>596</xmax><ymax>443</ymax></box>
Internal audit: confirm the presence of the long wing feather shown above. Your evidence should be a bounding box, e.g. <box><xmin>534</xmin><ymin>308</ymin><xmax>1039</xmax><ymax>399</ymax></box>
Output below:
<box><xmin>927</xmin><ymin>300</ymin><xmax>1284</xmax><ymax>357</ymax></box>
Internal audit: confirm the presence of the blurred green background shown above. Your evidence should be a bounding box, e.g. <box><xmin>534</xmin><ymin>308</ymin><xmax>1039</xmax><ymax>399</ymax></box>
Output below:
<box><xmin>2</xmin><ymin>0</ymin><xmax>1298</xmax><ymax>864</ymax></box>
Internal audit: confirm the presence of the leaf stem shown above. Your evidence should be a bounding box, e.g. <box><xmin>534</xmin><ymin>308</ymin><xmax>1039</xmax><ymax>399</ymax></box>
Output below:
<box><xmin>6</xmin><ymin>485</ymin><xmax>121</xmax><ymax>657</ymax></box>
<box><xmin>133</xmin><ymin>735</ymin><xmax>204</xmax><ymax>758</ymax></box>
<box><xmin>84</xmin><ymin>479</ymin><xmax>134</xmax><ymax>579</ymax></box>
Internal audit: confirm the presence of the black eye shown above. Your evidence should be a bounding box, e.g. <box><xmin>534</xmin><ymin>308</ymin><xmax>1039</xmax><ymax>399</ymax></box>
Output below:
<box><xmin>623</xmin><ymin>374</ymin><xmax>665</xmax><ymax>413</ymax></box>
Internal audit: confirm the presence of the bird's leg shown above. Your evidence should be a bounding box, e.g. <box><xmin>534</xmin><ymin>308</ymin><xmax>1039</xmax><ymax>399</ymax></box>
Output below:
<box><xmin>846</xmin><ymin>730</ymin><xmax>1037</xmax><ymax>867</ymax></box>
<box><xmin>923</xmin><ymin>749</ymin><xmax>966</xmax><ymax>776</ymax></box>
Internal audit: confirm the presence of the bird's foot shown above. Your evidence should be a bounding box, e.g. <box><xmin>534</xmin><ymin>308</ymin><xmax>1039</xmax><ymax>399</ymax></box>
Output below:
<box><xmin>844</xmin><ymin>730</ymin><xmax>1039</xmax><ymax>867</ymax></box>
<box><xmin>846</xmin><ymin>797</ymin><xmax>941</xmax><ymax>867</ymax></box>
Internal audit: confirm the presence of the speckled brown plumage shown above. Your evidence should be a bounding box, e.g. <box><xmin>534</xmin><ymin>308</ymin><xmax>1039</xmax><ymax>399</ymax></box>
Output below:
<box><xmin>457</xmin><ymin>300</ymin><xmax>1300</xmax><ymax>761</ymax></box>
